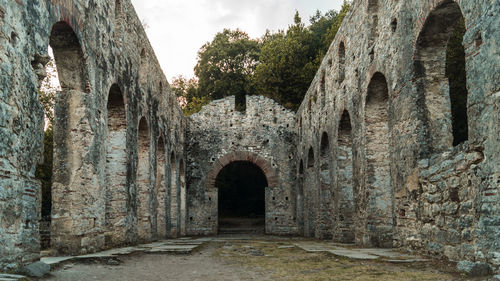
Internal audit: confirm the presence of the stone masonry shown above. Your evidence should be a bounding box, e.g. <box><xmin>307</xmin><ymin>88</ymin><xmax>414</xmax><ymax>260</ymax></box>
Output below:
<box><xmin>295</xmin><ymin>0</ymin><xmax>499</xmax><ymax>274</ymax></box>
<box><xmin>186</xmin><ymin>96</ymin><xmax>297</xmax><ymax>235</ymax></box>
<box><xmin>0</xmin><ymin>0</ymin><xmax>185</xmax><ymax>271</ymax></box>
<box><xmin>0</xmin><ymin>0</ymin><xmax>499</xmax><ymax>276</ymax></box>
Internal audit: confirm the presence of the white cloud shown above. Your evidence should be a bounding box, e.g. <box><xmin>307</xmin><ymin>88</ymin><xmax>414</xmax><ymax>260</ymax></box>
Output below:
<box><xmin>130</xmin><ymin>0</ymin><xmax>343</xmax><ymax>81</ymax></box>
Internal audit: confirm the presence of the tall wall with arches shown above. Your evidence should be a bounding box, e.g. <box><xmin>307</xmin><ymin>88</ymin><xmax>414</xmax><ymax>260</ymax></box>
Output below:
<box><xmin>296</xmin><ymin>0</ymin><xmax>499</xmax><ymax>272</ymax></box>
<box><xmin>0</xmin><ymin>0</ymin><xmax>185</xmax><ymax>271</ymax></box>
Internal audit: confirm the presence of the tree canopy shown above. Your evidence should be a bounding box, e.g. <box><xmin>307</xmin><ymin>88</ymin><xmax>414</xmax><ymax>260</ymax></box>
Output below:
<box><xmin>172</xmin><ymin>2</ymin><xmax>351</xmax><ymax>114</ymax></box>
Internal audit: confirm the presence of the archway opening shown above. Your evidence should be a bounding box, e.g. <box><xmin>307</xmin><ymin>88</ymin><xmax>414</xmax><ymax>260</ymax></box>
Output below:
<box><xmin>36</xmin><ymin>21</ymin><xmax>88</xmax><ymax>252</ymax></box>
<box><xmin>365</xmin><ymin>72</ymin><xmax>392</xmax><ymax>247</ymax></box>
<box><xmin>414</xmin><ymin>0</ymin><xmax>468</xmax><ymax>153</ymax></box>
<box><xmin>216</xmin><ymin>161</ymin><xmax>267</xmax><ymax>234</ymax></box>
<box><xmin>336</xmin><ymin>110</ymin><xmax>354</xmax><ymax>243</ymax></box>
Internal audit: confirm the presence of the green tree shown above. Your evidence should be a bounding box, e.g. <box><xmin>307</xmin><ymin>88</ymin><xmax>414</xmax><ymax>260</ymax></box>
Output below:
<box><xmin>36</xmin><ymin>54</ymin><xmax>59</xmax><ymax>218</ymax></box>
<box><xmin>251</xmin><ymin>4</ymin><xmax>350</xmax><ymax>111</ymax></box>
<box><xmin>194</xmin><ymin>29</ymin><xmax>260</xmax><ymax>110</ymax></box>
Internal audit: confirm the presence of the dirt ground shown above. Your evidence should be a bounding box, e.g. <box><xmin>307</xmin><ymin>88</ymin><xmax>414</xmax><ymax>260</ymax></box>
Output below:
<box><xmin>40</xmin><ymin>240</ymin><xmax>472</xmax><ymax>281</ymax></box>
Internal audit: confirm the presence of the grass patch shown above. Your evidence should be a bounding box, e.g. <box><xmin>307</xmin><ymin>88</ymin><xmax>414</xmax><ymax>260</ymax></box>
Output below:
<box><xmin>213</xmin><ymin>240</ymin><xmax>462</xmax><ymax>281</ymax></box>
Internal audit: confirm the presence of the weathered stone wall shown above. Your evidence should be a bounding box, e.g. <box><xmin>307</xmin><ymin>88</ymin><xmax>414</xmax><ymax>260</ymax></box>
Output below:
<box><xmin>0</xmin><ymin>0</ymin><xmax>185</xmax><ymax>271</ymax></box>
<box><xmin>296</xmin><ymin>0</ymin><xmax>499</xmax><ymax>273</ymax></box>
<box><xmin>186</xmin><ymin>96</ymin><xmax>297</xmax><ymax>235</ymax></box>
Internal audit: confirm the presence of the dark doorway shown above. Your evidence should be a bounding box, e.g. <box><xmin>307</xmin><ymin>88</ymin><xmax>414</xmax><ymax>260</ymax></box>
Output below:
<box><xmin>216</xmin><ymin>161</ymin><xmax>267</xmax><ymax>234</ymax></box>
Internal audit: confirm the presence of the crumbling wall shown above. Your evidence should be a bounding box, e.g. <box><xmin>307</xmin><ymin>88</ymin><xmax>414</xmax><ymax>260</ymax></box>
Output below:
<box><xmin>0</xmin><ymin>0</ymin><xmax>185</xmax><ymax>271</ymax></box>
<box><xmin>296</xmin><ymin>0</ymin><xmax>499</xmax><ymax>272</ymax></box>
<box><xmin>186</xmin><ymin>96</ymin><xmax>297</xmax><ymax>235</ymax></box>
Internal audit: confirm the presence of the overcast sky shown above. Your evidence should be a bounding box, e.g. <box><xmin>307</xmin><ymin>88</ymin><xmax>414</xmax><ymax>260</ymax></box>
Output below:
<box><xmin>130</xmin><ymin>0</ymin><xmax>343</xmax><ymax>82</ymax></box>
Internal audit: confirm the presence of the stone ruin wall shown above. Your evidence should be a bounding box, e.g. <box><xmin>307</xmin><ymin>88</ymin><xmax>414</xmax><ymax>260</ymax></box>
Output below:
<box><xmin>186</xmin><ymin>96</ymin><xmax>297</xmax><ymax>235</ymax></box>
<box><xmin>1</xmin><ymin>0</ymin><xmax>499</xmax><ymax>275</ymax></box>
<box><xmin>296</xmin><ymin>0</ymin><xmax>499</xmax><ymax>273</ymax></box>
<box><xmin>0</xmin><ymin>0</ymin><xmax>186</xmax><ymax>271</ymax></box>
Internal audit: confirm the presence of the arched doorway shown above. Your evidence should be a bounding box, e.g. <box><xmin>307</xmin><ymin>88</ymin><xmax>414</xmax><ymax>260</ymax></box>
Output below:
<box><xmin>216</xmin><ymin>161</ymin><xmax>267</xmax><ymax>234</ymax></box>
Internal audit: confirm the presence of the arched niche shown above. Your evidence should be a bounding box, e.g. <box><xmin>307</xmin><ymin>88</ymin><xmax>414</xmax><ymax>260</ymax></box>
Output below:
<box><xmin>414</xmin><ymin>0</ymin><xmax>468</xmax><ymax>154</ymax></box>
<box><xmin>336</xmin><ymin>110</ymin><xmax>355</xmax><ymax>243</ymax></box>
<box><xmin>104</xmin><ymin>84</ymin><xmax>127</xmax><ymax>246</ymax></box>
<box><xmin>137</xmin><ymin>117</ymin><xmax>151</xmax><ymax>241</ymax></box>
<box><xmin>364</xmin><ymin>72</ymin><xmax>392</xmax><ymax>248</ymax></box>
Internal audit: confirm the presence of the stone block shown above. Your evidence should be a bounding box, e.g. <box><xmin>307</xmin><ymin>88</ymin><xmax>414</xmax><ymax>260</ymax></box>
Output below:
<box><xmin>457</xmin><ymin>261</ymin><xmax>491</xmax><ymax>277</ymax></box>
<box><xmin>19</xmin><ymin>261</ymin><xmax>50</xmax><ymax>278</ymax></box>
<box><xmin>444</xmin><ymin>245</ymin><xmax>460</xmax><ymax>261</ymax></box>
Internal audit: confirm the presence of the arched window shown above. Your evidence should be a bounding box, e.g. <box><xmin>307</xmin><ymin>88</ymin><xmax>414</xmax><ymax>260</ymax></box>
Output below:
<box><xmin>414</xmin><ymin>0</ymin><xmax>468</xmax><ymax>153</ymax></box>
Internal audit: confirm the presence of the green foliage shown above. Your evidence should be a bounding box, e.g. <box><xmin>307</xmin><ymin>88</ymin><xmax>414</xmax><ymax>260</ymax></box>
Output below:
<box><xmin>171</xmin><ymin>75</ymin><xmax>199</xmax><ymax>101</ymax></box>
<box><xmin>176</xmin><ymin>3</ymin><xmax>351</xmax><ymax>112</ymax></box>
<box><xmin>182</xmin><ymin>96</ymin><xmax>212</xmax><ymax>116</ymax></box>
<box><xmin>35</xmin><ymin>127</ymin><xmax>53</xmax><ymax>218</ymax></box>
<box><xmin>194</xmin><ymin>29</ymin><xmax>260</xmax><ymax>102</ymax></box>
<box><xmin>252</xmin><ymin>2</ymin><xmax>350</xmax><ymax>111</ymax></box>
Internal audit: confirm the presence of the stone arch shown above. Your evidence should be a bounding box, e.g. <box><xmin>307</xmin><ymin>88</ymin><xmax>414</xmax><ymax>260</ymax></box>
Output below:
<box><xmin>205</xmin><ymin>151</ymin><xmax>278</xmax><ymax>189</ymax></box>
<box><xmin>137</xmin><ymin>117</ymin><xmax>152</xmax><ymax>241</ymax></box>
<box><xmin>49</xmin><ymin>21</ymin><xmax>88</xmax><ymax>91</ymax></box>
<box><xmin>156</xmin><ymin>136</ymin><xmax>166</xmax><ymax>238</ymax></box>
<box><xmin>414</xmin><ymin>0</ymin><xmax>468</xmax><ymax>154</ymax></box>
<box><xmin>104</xmin><ymin>83</ymin><xmax>127</xmax><ymax>246</ymax></box>
<box><xmin>49</xmin><ymin>21</ymin><xmax>93</xmax><ymax>253</ymax></box>
<box><xmin>336</xmin><ymin>109</ymin><xmax>355</xmax><ymax>243</ymax></box>
<box><xmin>338</xmin><ymin>42</ymin><xmax>346</xmax><ymax>83</ymax></box>
<box><xmin>364</xmin><ymin>72</ymin><xmax>392</xmax><ymax>247</ymax></box>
